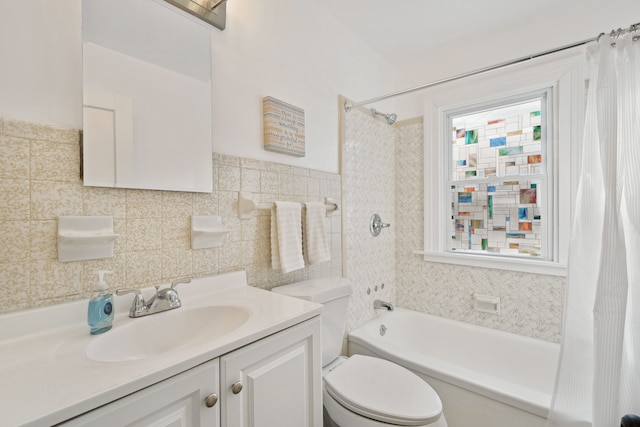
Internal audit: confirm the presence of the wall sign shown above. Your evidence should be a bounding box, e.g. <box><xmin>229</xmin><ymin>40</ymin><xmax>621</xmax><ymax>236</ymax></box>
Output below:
<box><xmin>263</xmin><ymin>96</ymin><xmax>305</xmax><ymax>157</ymax></box>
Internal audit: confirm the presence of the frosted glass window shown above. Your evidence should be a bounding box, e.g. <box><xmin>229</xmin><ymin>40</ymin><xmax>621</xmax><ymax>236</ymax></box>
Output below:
<box><xmin>446</xmin><ymin>95</ymin><xmax>550</xmax><ymax>259</ymax></box>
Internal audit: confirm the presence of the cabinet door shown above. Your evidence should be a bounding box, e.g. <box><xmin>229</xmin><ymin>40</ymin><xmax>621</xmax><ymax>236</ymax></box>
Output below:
<box><xmin>61</xmin><ymin>359</ymin><xmax>220</xmax><ymax>427</ymax></box>
<box><xmin>221</xmin><ymin>317</ymin><xmax>322</xmax><ymax>427</ymax></box>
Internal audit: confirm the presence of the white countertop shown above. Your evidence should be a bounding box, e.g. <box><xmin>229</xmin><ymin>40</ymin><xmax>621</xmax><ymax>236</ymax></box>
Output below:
<box><xmin>0</xmin><ymin>271</ymin><xmax>322</xmax><ymax>427</ymax></box>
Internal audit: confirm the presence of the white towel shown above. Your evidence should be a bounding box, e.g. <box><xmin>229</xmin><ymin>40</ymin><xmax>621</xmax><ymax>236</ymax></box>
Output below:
<box><xmin>271</xmin><ymin>201</ymin><xmax>305</xmax><ymax>273</ymax></box>
<box><xmin>303</xmin><ymin>202</ymin><xmax>331</xmax><ymax>265</ymax></box>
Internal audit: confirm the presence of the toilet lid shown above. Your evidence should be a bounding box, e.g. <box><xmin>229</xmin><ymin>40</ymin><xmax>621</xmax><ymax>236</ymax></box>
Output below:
<box><xmin>324</xmin><ymin>355</ymin><xmax>442</xmax><ymax>426</ymax></box>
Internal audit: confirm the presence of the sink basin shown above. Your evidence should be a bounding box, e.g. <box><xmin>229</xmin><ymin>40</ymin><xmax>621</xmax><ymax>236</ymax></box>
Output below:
<box><xmin>86</xmin><ymin>305</ymin><xmax>250</xmax><ymax>362</ymax></box>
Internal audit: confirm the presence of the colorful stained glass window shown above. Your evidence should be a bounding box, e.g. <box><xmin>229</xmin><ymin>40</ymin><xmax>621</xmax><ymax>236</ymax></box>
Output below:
<box><xmin>447</xmin><ymin>97</ymin><xmax>546</xmax><ymax>258</ymax></box>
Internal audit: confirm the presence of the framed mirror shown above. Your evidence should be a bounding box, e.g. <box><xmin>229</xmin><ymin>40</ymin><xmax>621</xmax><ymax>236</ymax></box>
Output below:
<box><xmin>82</xmin><ymin>0</ymin><xmax>213</xmax><ymax>192</ymax></box>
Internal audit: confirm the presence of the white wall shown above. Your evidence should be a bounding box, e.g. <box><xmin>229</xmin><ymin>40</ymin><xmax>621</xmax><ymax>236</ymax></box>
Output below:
<box><xmin>4</xmin><ymin>0</ymin><xmax>634</xmax><ymax>171</ymax></box>
<box><xmin>0</xmin><ymin>0</ymin><xmax>82</xmax><ymax>128</ymax></box>
<box><xmin>211</xmin><ymin>0</ymin><xmax>394</xmax><ymax>173</ymax></box>
<box><xmin>0</xmin><ymin>0</ymin><xmax>394</xmax><ymax>173</ymax></box>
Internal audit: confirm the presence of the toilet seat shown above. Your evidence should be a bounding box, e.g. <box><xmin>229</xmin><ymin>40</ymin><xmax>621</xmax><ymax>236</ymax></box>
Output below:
<box><xmin>323</xmin><ymin>355</ymin><xmax>443</xmax><ymax>426</ymax></box>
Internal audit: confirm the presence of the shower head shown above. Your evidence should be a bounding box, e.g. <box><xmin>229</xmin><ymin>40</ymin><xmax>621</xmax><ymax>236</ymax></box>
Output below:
<box><xmin>371</xmin><ymin>108</ymin><xmax>397</xmax><ymax>125</ymax></box>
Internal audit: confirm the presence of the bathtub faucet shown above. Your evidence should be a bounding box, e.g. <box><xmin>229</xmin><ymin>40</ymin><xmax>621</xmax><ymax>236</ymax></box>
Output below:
<box><xmin>374</xmin><ymin>299</ymin><xmax>394</xmax><ymax>311</ymax></box>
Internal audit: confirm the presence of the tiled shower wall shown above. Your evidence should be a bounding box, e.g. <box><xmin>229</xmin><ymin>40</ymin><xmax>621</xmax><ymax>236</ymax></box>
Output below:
<box><xmin>395</xmin><ymin>119</ymin><xmax>565</xmax><ymax>343</ymax></box>
<box><xmin>0</xmin><ymin>116</ymin><xmax>342</xmax><ymax>314</ymax></box>
<box><xmin>341</xmin><ymin>107</ymin><xmax>396</xmax><ymax>332</ymax></box>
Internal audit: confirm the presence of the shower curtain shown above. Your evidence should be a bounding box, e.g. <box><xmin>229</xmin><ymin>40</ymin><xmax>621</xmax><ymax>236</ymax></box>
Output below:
<box><xmin>548</xmin><ymin>33</ymin><xmax>640</xmax><ymax>427</ymax></box>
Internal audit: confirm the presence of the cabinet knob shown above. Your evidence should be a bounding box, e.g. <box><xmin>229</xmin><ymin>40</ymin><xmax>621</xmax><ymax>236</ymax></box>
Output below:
<box><xmin>231</xmin><ymin>381</ymin><xmax>243</xmax><ymax>394</ymax></box>
<box><xmin>205</xmin><ymin>393</ymin><xmax>218</xmax><ymax>408</ymax></box>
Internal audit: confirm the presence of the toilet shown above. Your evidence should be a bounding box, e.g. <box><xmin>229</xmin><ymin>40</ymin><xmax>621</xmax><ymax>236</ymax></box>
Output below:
<box><xmin>272</xmin><ymin>277</ymin><xmax>447</xmax><ymax>427</ymax></box>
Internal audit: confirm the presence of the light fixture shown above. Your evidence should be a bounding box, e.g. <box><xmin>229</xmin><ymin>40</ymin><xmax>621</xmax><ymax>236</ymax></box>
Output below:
<box><xmin>164</xmin><ymin>0</ymin><xmax>228</xmax><ymax>30</ymax></box>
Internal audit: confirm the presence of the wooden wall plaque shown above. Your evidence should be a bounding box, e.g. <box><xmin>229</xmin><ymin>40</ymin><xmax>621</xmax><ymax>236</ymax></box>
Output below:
<box><xmin>263</xmin><ymin>96</ymin><xmax>305</xmax><ymax>157</ymax></box>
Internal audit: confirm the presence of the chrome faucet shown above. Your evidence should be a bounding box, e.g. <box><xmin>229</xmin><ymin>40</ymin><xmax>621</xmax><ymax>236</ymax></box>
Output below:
<box><xmin>117</xmin><ymin>278</ymin><xmax>191</xmax><ymax>318</ymax></box>
<box><xmin>374</xmin><ymin>299</ymin><xmax>394</xmax><ymax>311</ymax></box>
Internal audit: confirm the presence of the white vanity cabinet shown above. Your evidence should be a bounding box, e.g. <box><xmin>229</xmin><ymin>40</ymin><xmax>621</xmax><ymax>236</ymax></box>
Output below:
<box><xmin>60</xmin><ymin>317</ymin><xmax>321</xmax><ymax>427</ymax></box>
<box><xmin>60</xmin><ymin>359</ymin><xmax>220</xmax><ymax>427</ymax></box>
<box><xmin>221</xmin><ymin>317</ymin><xmax>322</xmax><ymax>427</ymax></box>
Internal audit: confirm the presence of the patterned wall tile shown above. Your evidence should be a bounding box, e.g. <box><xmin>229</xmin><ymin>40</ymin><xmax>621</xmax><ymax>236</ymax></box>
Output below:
<box><xmin>126</xmin><ymin>250</ymin><xmax>163</xmax><ymax>286</ymax></box>
<box><xmin>29</xmin><ymin>220</ymin><xmax>57</xmax><ymax>261</ymax></box>
<box><xmin>0</xmin><ymin>179</ymin><xmax>30</xmax><ymax>221</ymax></box>
<box><xmin>342</xmin><ymin>108</ymin><xmax>397</xmax><ymax>332</ymax></box>
<box><xmin>162</xmin><ymin>217</ymin><xmax>191</xmax><ymax>250</ymax></box>
<box><xmin>0</xmin><ymin>117</ymin><xmax>342</xmax><ymax>314</ymax></box>
<box><xmin>83</xmin><ymin>187</ymin><xmax>127</xmax><ymax>218</ymax></box>
<box><xmin>126</xmin><ymin>190</ymin><xmax>163</xmax><ymax>219</ymax></box>
<box><xmin>217</xmin><ymin>164</ymin><xmax>241</xmax><ymax>192</ymax></box>
<box><xmin>278</xmin><ymin>173</ymin><xmax>293</xmax><ymax>195</ymax></box>
<box><xmin>162</xmin><ymin>248</ymin><xmax>193</xmax><ymax>280</ymax></box>
<box><xmin>241</xmin><ymin>168</ymin><xmax>261</xmax><ymax>193</ymax></box>
<box><xmin>30</xmin><ymin>140</ymin><xmax>80</xmax><ymax>182</ymax></box>
<box><xmin>0</xmin><ymin>136</ymin><xmax>29</xmax><ymax>179</ymax></box>
<box><xmin>293</xmin><ymin>175</ymin><xmax>308</xmax><ymax>197</ymax></box>
<box><xmin>162</xmin><ymin>191</ymin><xmax>193</xmax><ymax>218</ymax></box>
<box><xmin>30</xmin><ymin>260</ymin><xmax>83</xmax><ymax>300</ymax></box>
<box><xmin>538</xmin><ymin>275</ymin><xmax>565</xmax><ymax>341</ymax></box>
<box><xmin>31</xmin><ymin>181</ymin><xmax>83</xmax><ymax>220</ymax></box>
<box><xmin>498</xmin><ymin>276</ymin><xmax>520</xmax><ymax>334</ymax></box>
<box><xmin>0</xmin><ymin>262</ymin><xmax>30</xmax><ymax>312</ymax></box>
<box><xmin>126</xmin><ymin>218</ymin><xmax>163</xmax><ymax>252</ymax></box>
<box><xmin>192</xmin><ymin>248</ymin><xmax>219</xmax><ymax>276</ymax></box>
<box><xmin>192</xmin><ymin>190</ymin><xmax>219</xmax><ymax>216</ymax></box>
<box><xmin>260</xmin><ymin>170</ymin><xmax>279</xmax><ymax>194</ymax></box>
<box><xmin>0</xmin><ymin>220</ymin><xmax>30</xmax><ymax>263</ymax></box>
<box><xmin>112</xmin><ymin>219</ymin><xmax>127</xmax><ymax>255</ymax></box>
<box><xmin>4</xmin><ymin>118</ymin><xmax>78</xmax><ymax>143</ymax></box>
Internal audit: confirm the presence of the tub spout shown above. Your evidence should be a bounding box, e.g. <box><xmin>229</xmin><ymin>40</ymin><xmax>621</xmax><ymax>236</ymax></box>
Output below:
<box><xmin>374</xmin><ymin>299</ymin><xmax>394</xmax><ymax>311</ymax></box>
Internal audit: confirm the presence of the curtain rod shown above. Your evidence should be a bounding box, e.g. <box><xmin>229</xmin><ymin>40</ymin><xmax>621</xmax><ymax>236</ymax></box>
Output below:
<box><xmin>344</xmin><ymin>22</ymin><xmax>639</xmax><ymax>112</ymax></box>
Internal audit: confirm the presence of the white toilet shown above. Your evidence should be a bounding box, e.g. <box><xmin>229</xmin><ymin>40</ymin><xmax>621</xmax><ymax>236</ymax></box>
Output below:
<box><xmin>273</xmin><ymin>277</ymin><xmax>447</xmax><ymax>427</ymax></box>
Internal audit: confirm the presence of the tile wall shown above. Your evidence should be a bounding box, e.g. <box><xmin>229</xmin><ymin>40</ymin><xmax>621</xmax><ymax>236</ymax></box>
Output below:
<box><xmin>341</xmin><ymin>107</ymin><xmax>396</xmax><ymax>332</ymax></box>
<box><xmin>395</xmin><ymin>119</ymin><xmax>565</xmax><ymax>343</ymax></box>
<box><xmin>0</xmin><ymin>116</ymin><xmax>342</xmax><ymax>314</ymax></box>
<box><xmin>4</xmin><ymin>112</ymin><xmax>565</xmax><ymax>342</ymax></box>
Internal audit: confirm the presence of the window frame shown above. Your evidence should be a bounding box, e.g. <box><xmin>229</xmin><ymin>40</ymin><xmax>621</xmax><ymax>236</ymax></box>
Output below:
<box><xmin>444</xmin><ymin>89</ymin><xmax>552</xmax><ymax>260</ymax></box>
<box><xmin>419</xmin><ymin>53</ymin><xmax>585</xmax><ymax>276</ymax></box>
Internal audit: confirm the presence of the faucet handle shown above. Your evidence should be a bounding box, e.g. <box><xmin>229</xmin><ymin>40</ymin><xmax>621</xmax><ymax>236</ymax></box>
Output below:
<box><xmin>116</xmin><ymin>287</ymin><xmax>142</xmax><ymax>298</ymax></box>
<box><xmin>171</xmin><ymin>278</ymin><xmax>191</xmax><ymax>290</ymax></box>
<box><xmin>155</xmin><ymin>279</ymin><xmax>190</xmax><ymax>308</ymax></box>
<box><xmin>116</xmin><ymin>288</ymin><xmax>147</xmax><ymax>317</ymax></box>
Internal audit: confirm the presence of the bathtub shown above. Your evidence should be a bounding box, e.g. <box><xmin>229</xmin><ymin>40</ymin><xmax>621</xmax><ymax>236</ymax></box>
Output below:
<box><xmin>347</xmin><ymin>309</ymin><xmax>560</xmax><ymax>427</ymax></box>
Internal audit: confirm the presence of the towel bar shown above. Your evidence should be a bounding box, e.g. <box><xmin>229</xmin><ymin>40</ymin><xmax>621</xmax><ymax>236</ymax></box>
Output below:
<box><xmin>238</xmin><ymin>192</ymin><xmax>339</xmax><ymax>219</ymax></box>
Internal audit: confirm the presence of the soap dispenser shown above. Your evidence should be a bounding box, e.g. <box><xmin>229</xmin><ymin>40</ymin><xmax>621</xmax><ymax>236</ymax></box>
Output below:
<box><xmin>88</xmin><ymin>270</ymin><xmax>114</xmax><ymax>335</ymax></box>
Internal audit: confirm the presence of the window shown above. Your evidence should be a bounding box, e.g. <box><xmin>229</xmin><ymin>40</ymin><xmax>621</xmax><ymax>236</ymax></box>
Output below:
<box><xmin>420</xmin><ymin>54</ymin><xmax>584</xmax><ymax>276</ymax></box>
<box><xmin>446</xmin><ymin>91</ymin><xmax>551</xmax><ymax>259</ymax></box>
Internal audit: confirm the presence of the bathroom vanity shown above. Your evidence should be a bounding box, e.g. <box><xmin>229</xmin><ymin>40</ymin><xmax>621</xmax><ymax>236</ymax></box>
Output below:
<box><xmin>0</xmin><ymin>271</ymin><xmax>322</xmax><ymax>427</ymax></box>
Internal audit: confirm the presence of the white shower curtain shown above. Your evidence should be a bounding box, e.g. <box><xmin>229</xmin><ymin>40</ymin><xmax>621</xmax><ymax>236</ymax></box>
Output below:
<box><xmin>548</xmin><ymin>33</ymin><xmax>640</xmax><ymax>427</ymax></box>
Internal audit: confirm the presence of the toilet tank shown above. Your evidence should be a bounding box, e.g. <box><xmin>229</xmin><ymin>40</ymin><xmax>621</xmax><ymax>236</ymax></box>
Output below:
<box><xmin>272</xmin><ymin>277</ymin><xmax>353</xmax><ymax>366</ymax></box>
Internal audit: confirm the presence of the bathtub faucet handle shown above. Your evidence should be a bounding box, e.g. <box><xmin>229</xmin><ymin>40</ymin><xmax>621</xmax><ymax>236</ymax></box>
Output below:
<box><xmin>374</xmin><ymin>299</ymin><xmax>394</xmax><ymax>311</ymax></box>
<box><xmin>369</xmin><ymin>213</ymin><xmax>391</xmax><ymax>237</ymax></box>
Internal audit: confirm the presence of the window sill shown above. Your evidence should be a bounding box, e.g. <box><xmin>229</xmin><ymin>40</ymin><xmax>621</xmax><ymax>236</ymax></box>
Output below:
<box><xmin>413</xmin><ymin>250</ymin><xmax>567</xmax><ymax>277</ymax></box>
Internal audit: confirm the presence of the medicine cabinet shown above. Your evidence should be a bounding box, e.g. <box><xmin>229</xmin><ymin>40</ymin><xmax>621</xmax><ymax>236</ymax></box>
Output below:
<box><xmin>82</xmin><ymin>0</ymin><xmax>213</xmax><ymax>192</ymax></box>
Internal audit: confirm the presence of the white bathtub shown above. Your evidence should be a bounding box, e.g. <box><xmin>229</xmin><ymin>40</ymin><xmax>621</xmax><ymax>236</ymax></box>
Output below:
<box><xmin>348</xmin><ymin>309</ymin><xmax>559</xmax><ymax>427</ymax></box>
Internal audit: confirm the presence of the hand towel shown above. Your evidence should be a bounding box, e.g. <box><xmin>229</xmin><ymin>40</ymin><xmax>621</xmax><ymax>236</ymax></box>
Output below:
<box><xmin>303</xmin><ymin>202</ymin><xmax>331</xmax><ymax>265</ymax></box>
<box><xmin>270</xmin><ymin>201</ymin><xmax>305</xmax><ymax>273</ymax></box>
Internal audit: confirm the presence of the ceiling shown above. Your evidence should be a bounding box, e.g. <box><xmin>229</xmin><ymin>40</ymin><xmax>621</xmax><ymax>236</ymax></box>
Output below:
<box><xmin>320</xmin><ymin>0</ymin><xmax>561</xmax><ymax>65</ymax></box>
<box><xmin>318</xmin><ymin>0</ymin><xmax>638</xmax><ymax>72</ymax></box>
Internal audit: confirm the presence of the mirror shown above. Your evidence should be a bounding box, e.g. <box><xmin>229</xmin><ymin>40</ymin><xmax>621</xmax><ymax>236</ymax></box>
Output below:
<box><xmin>82</xmin><ymin>0</ymin><xmax>213</xmax><ymax>192</ymax></box>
